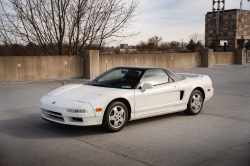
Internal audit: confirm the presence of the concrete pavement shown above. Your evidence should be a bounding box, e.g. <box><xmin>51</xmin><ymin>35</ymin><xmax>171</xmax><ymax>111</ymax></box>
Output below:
<box><xmin>0</xmin><ymin>64</ymin><xmax>250</xmax><ymax>166</ymax></box>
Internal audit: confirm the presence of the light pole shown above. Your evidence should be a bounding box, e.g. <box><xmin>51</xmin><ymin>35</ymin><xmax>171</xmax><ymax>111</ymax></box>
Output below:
<box><xmin>212</xmin><ymin>1</ymin><xmax>225</xmax><ymax>42</ymax></box>
<box><xmin>240</xmin><ymin>0</ymin><xmax>250</xmax><ymax>22</ymax></box>
<box><xmin>182</xmin><ymin>39</ymin><xmax>183</xmax><ymax>50</ymax></box>
<box><xmin>213</xmin><ymin>0</ymin><xmax>225</xmax><ymax>13</ymax></box>
<box><xmin>239</xmin><ymin>0</ymin><xmax>250</xmax><ymax>48</ymax></box>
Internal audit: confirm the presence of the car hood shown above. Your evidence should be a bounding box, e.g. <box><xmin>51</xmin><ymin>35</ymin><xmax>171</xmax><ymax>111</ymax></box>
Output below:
<box><xmin>51</xmin><ymin>85</ymin><xmax>112</xmax><ymax>101</ymax></box>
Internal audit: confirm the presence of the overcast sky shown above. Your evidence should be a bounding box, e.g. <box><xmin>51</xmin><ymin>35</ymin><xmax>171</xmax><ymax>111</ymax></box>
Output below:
<box><xmin>121</xmin><ymin>0</ymin><xmax>250</xmax><ymax>46</ymax></box>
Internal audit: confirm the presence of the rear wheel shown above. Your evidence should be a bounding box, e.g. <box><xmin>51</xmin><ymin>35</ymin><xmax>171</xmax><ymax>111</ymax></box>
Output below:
<box><xmin>184</xmin><ymin>90</ymin><xmax>203</xmax><ymax>115</ymax></box>
<box><xmin>102</xmin><ymin>101</ymin><xmax>128</xmax><ymax>132</ymax></box>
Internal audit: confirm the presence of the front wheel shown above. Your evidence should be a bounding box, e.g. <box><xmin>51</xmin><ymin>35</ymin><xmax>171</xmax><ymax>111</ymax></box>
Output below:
<box><xmin>102</xmin><ymin>101</ymin><xmax>128</xmax><ymax>132</ymax></box>
<box><xmin>184</xmin><ymin>90</ymin><xmax>204</xmax><ymax>115</ymax></box>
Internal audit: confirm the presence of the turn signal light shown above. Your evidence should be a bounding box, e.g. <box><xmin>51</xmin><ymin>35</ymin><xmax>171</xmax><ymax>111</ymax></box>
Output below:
<box><xmin>96</xmin><ymin>108</ymin><xmax>102</xmax><ymax>112</ymax></box>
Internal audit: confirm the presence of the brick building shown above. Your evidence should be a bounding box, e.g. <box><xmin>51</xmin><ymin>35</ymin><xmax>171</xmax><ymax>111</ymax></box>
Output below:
<box><xmin>205</xmin><ymin>9</ymin><xmax>250</xmax><ymax>50</ymax></box>
<box><xmin>120</xmin><ymin>44</ymin><xmax>128</xmax><ymax>49</ymax></box>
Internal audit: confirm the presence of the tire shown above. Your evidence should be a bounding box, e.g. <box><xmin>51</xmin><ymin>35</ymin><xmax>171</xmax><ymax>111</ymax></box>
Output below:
<box><xmin>102</xmin><ymin>101</ymin><xmax>128</xmax><ymax>132</ymax></box>
<box><xmin>184</xmin><ymin>90</ymin><xmax>204</xmax><ymax>115</ymax></box>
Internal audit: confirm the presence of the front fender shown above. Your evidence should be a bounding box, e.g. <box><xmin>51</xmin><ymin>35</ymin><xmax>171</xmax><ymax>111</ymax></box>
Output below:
<box><xmin>85</xmin><ymin>89</ymin><xmax>134</xmax><ymax>117</ymax></box>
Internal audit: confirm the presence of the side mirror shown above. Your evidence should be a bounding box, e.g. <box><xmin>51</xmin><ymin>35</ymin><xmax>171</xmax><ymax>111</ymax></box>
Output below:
<box><xmin>90</xmin><ymin>77</ymin><xmax>95</xmax><ymax>81</ymax></box>
<box><xmin>141</xmin><ymin>83</ymin><xmax>153</xmax><ymax>92</ymax></box>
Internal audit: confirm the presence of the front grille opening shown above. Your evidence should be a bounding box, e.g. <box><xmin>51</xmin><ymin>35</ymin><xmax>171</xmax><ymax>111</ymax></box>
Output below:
<box><xmin>47</xmin><ymin>110</ymin><xmax>62</xmax><ymax>116</ymax></box>
<box><xmin>180</xmin><ymin>91</ymin><xmax>184</xmax><ymax>100</ymax></box>
<box><xmin>49</xmin><ymin>114</ymin><xmax>64</xmax><ymax>120</ymax></box>
<box><xmin>42</xmin><ymin>108</ymin><xmax>64</xmax><ymax>122</ymax></box>
<box><xmin>72</xmin><ymin>117</ymin><xmax>83</xmax><ymax>122</ymax></box>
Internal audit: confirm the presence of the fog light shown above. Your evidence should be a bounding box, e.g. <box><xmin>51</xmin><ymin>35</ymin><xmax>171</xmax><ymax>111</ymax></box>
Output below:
<box><xmin>67</xmin><ymin>109</ymin><xmax>87</xmax><ymax>113</ymax></box>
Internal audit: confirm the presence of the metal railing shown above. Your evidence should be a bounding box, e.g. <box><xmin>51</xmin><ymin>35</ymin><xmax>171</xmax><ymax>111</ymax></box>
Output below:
<box><xmin>209</xmin><ymin>44</ymin><xmax>229</xmax><ymax>52</ymax></box>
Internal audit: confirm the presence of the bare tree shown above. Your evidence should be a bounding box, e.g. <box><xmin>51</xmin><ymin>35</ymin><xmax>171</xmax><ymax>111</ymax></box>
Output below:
<box><xmin>169</xmin><ymin>41</ymin><xmax>181</xmax><ymax>51</ymax></box>
<box><xmin>0</xmin><ymin>0</ymin><xmax>139</xmax><ymax>55</ymax></box>
<box><xmin>188</xmin><ymin>32</ymin><xmax>200</xmax><ymax>43</ymax></box>
<box><xmin>200</xmin><ymin>33</ymin><xmax>205</xmax><ymax>46</ymax></box>
<box><xmin>136</xmin><ymin>40</ymin><xmax>147</xmax><ymax>52</ymax></box>
<box><xmin>148</xmin><ymin>35</ymin><xmax>162</xmax><ymax>51</ymax></box>
<box><xmin>189</xmin><ymin>32</ymin><xmax>205</xmax><ymax>46</ymax></box>
<box><xmin>159</xmin><ymin>42</ymin><xmax>169</xmax><ymax>51</ymax></box>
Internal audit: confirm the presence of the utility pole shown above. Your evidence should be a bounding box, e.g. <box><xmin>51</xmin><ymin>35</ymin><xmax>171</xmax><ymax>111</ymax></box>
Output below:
<box><xmin>182</xmin><ymin>39</ymin><xmax>183</xmax><ymax>50</ymax></box>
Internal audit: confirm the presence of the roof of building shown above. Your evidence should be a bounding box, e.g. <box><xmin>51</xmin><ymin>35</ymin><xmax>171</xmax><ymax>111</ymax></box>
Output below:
<box><xmin>207</xmin><ymin>9</ymin><xmax>250</xmax><ymax>14</ymax></box>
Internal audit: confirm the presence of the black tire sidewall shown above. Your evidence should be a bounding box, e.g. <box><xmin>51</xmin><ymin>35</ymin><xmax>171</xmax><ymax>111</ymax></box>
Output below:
<box><xmin>102</xmin><ymin>101</ymin><xmax>128</xmax><ymax>132</ymax></box>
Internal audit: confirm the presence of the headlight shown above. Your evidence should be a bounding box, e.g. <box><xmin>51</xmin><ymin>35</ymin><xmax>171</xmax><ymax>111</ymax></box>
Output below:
<box><xmin>46</xmin><ymin>94</ymin><xmax>52</xmax><ymax>97</ymax></box>
<box><xmin>67</xmin><ymin>109</ymin><xmax>87</xmax><ymax>113</ymax></box>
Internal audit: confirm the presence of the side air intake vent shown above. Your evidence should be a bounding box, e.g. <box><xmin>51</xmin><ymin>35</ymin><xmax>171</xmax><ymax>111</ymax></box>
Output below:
<box><xmin>180</xmin><ymin>91</ymin><xmax>184</xmax><ymax>100</ymax></box>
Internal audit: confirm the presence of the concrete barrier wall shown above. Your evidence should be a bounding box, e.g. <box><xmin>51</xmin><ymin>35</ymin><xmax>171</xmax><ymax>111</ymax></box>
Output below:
<box><xmin>99</xmin><ymin>53</ymin><xmax>201</xmax><ymax>74</ymax></box>
<box><xmin>213</xmin><ymin>52</ymin><xmax>235</xmax><ymax>64</ymax></box>
<box><xmin>0</xmin><ymin>50</ymin><xmax>244</xmax><ymax>82</ymax></box>
<box><xmin>0</xmin><ymin>55</ymin><xmax>83</xmax><ymax>81</ymax></box>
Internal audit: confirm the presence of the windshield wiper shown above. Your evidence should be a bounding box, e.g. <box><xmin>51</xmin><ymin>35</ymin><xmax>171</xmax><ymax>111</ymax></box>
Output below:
<box><xmin>89</xmin><ymin>84</ymin><xmax>114</xmax><ymax>88</ymax></box>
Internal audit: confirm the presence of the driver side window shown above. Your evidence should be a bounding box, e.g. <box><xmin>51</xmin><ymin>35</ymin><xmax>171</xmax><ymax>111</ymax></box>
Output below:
<box><xmin>140</xmin><ymin>69</ymin><xmax>169</xmax><ymax>86</ymax></box>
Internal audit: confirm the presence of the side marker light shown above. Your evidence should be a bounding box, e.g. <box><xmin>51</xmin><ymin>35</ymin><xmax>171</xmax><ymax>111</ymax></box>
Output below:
<box><xmin>96</xmin><ymin>108</ymin><xmax>102</xmax><ymax>112</ymax></box>
<box><xmin>208</xmin><ymin>89</ymin><xmax>210</xmax><ymax>92</ymax></box>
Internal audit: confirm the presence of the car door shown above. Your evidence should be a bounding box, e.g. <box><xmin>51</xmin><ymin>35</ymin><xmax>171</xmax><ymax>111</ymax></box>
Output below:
<box><xmin>134</xmin><ymin>69</ymin><xmax>179</xmax><ymax>117</ymax></box>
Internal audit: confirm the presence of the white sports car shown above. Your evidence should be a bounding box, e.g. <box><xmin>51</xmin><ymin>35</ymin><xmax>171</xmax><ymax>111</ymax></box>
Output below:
<box><xmin>40</xmin><ymin>66</ymin><xmax>213</xmax><ymax>132</ymax></box>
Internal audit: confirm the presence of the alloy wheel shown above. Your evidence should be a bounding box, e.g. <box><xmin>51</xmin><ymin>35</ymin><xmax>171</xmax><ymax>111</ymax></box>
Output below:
<box><xmin>109</xmin><ymin>106</ymin><xmax>126</xmax><ymax>128</ymax></box>
<box><xmin>191</xmin><ymin>93</ymin><xmax>202</xmax><ymax>113</ymax></box>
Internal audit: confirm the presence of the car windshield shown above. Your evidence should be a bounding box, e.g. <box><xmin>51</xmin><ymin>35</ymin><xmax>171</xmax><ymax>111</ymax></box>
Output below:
<box><xmin>88</xmin><ymin>68</ymin><xmax>144</xmax><ymax>89</ymax></box>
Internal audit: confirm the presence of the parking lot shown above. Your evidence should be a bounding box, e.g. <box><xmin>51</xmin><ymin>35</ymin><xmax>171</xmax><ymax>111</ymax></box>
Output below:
<box><xmin>0</xmin><ymin>64</ymin><xmax>250</xmax><ymax>166</ymax></box>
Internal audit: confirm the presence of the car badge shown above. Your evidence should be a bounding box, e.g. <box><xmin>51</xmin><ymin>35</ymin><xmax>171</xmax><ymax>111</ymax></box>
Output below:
<box><xmin>52</xmin><ymin>102</ymin><xmax>56</xmax><ymax>104</ymax></box>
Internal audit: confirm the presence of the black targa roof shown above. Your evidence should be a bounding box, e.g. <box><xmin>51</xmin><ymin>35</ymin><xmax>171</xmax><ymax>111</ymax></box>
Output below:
<box><xmin>114</xmin><ymin>66</ymin><xmax>161</xmax><ymax>70</ymax></box>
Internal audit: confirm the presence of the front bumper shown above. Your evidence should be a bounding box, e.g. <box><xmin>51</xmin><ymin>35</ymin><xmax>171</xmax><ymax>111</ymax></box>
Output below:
<box><xmin>41</xmin><ymin>108</ymin><xmax>103</xmax><ymax>126</ymax></box>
